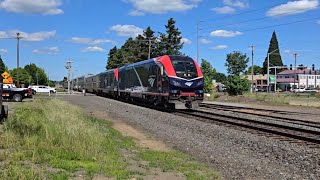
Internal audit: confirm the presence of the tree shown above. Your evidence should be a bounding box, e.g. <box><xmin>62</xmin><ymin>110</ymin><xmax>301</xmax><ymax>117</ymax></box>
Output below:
<box><xmin>201</xmin><ymin>59</ymin><xmax>216</xmax><ymax>93</ymax></box>
<box><xmin>245</xmin><ymin>65</ymin><xmax>263</xmax><ymax>75</ymax></box>
<box><xmin>157</xmin><ymin>18</ymin><xmax>183</xmax><ymax>56</ymax></box>
<box><xmin>136</xmin><ymin>26</ymin><xmax>157</xmax><ymax>59</ymax></box>
<box><xmin>262</xmin><ymin>31</ymin><xmax>283</xmax><ymax>74</ymax></box>
<box><xmin>10</xmin><ymin>68</ymin><xmax>31</xmax><ymax>85</ymax></box>
<box><xmin>0</xmin><ymin>55</ymin><xmax>5</xmax><ymax>74</ymax></box>
<box><xmin>24</xmin><ymin>63</ymin><xmax>48</xmax><ymax>85</ymax></box>
<box><xmin>224</xmin><ymin>51</ymin><xmax>250</xmax><ymax>95</ymax></box>
<box><xmin>0</xmin><ymin>55</ymin><xmax>6</xmax><ymax>82</ymax></box>
<box><xmin>200</xmin><ymin>59</ymin><xmax>226</xmax><ymax>93</ymax></box>
<box><xmin>224</xmin><ymin>75</ymin><xmax>250</xmax><ymax>96</ymax></box>
<box><xmin>213</xmin><ymin>72</ymin><xmax>227</xmax><ymax>83</ymax></box>
<box><xmin>106</xmin><ymin>46</ymin><xmax>118</xmax><ymax>69</ymax></box>
<box><xmin>225</xmin><ymin>51</ymin><xmax>249</xmax><ymax>76</ymax></box>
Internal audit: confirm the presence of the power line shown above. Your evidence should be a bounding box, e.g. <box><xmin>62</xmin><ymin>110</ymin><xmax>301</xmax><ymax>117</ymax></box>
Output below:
<box><xmin>199</xmin><ymin>2</ymin><xmax>284</xmax><ymax>24</ymax></box>
<box><xmin>240</xmin><ymin>16</ymin><xmax>320</xmax><ymax>33</ymax></box>
<box><xmin>200</xmin><ymin>5</ymin><xmax>320</xmax><ymax>32</ymax></box>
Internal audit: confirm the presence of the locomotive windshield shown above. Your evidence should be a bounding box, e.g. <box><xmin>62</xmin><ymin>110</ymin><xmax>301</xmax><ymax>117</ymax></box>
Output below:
<box><xmin>171</xmin><ymin>58</ymin><xmax>198</xmax><ymax>79</ymax></box>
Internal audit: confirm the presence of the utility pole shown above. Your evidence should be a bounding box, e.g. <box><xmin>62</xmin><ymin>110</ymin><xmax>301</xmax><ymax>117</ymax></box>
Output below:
<box><xmin>36</xmin><ymin>71</ymin><xmax>39</xmax><ymax>85</ymax></box>
<box><xmin>293</xmin><ymin>53</ymin><xmax>298</xmax><ymax>89</ymax></box>
<box><xmin>65</xmin><ymin>60</ymin><xmax>72</xmax><ymax>94</ymax></box>
<box><xmin>249</xmin><ymin>44</ymin><xmax>256</xmax><ymax>93</ymax></box>
<box><xmin>148</xmin><ymin>38</ymin><xmax>151</xmax><ymax>59</ymax></box>
<box><xmin>16</xmin><ymin>32</ymin><xmax>22</xmax><ymax>87</ymax></box>
<box><xmin>196</xmin><ymin>21</ymin><xmax>199</xmax><ymax>64</ymax></box>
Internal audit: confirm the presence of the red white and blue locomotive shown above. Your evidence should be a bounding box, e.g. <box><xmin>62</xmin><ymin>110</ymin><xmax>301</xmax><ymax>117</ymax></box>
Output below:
<box><xmin>72</xmin><ymin>55</ymin><xmax>204</xmax><ymax>109</ymax></box>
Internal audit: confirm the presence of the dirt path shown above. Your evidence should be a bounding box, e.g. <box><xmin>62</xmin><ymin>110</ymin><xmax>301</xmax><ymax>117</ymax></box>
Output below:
<box><xmin>90</xmin><ymin>110</ymin><xmax>170</xmax><ymax>152</ymax></box>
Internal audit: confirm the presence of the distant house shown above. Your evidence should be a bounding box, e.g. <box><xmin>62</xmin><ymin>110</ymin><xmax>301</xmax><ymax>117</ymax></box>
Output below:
<box><xmin>277</xmin><ymin>65</ymin><xmax>320</xmax><ymax>90</ymax></box>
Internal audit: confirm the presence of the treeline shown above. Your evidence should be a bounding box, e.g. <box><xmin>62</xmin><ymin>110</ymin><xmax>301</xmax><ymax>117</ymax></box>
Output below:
<box><xmin>106</xmin><ymin>18</ymin><xmax>183</xmax><ymax>69</ymax></box>
<box><xmin>0</xmin><ymin>56</ymin><xmax>52</xmax><ymax>86</ymax></box>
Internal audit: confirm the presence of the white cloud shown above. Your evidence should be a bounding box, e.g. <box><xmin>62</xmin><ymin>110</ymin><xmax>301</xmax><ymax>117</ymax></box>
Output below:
<box><xmin>82</xmin><ymin>46</ymin><xmax>105</xmax><ymax>53</ymax></box>
<box><xmin>0</xmin><ymin>31</ymin><xmax>9</xmax><ymax>38</ymax></box>
<box><xmin>210</xmin><ymin>30</ymin><xmax>243</xmax><ymax>37</ymax></box>
<box><xmin>199</xmin><ymin>38</ymin><xmax>212</xmax><ymax>44</ymax></box>
<box><xmin>284</xmin><ymin>49</ymin><xmax>291</xmax><ymax>54</ymax></box>
<box><xmin>0</xmin><ymin>30</ymin><xmax>56</xmax><ymax>41</ymax></box>
<box><xmin>69</xmin><ymin>37</ymin><xmax>116</xmax><ymax>45</ymax></box>
<box><xmin>110</xmin><ymin>25</ymin><xmax>143</xmax><ymax>37</ymax></box>
<box><xmin>223</xmin><ymin>0</ymin><xmax>248</xmax><ymax>8</ymax></box>
<box><xmin>128</xmin><ymin>10</ymin><xmax>145</xmax><ymax>16</ymax></box>
<box><xmin>0</xmin><ymin>48</ymin><xmax>8</xmax><ymax>54</ymax></box>
<box><xmin>181</xmin><ymin>37</ymin><xmax>192</xmax><ymax>44</ymax></box>
<box><xmin>33</xmin><ymin>47</ymin><xmax>60</xmax><ymax>54</ymax></box>
<box><xmin>212</xmin><ymin>6</ymin><xmax>236</xmax><ymax>14</ymax></box>
<box><xmin>0</xmin><ymin>0</ymin><xmax>63</xmax><ymax>15</ymax></box>
<box><xmin>126</xmin><ymin>0</ymin><xmax>201</xmax><ymax>14</ymax></box>
<box><xmin>266</xmin><ymin>0</ymin><xmax>318</xmax><ymax>17</ymax></box>
<box><xmin>210</xmin><ymin>45</ymin><xmax>228</xmax><ymax>50</ymax></box>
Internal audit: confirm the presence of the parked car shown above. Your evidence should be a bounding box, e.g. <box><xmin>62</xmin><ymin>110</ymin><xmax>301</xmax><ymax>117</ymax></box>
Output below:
<box><xmin>28</xmin><ymin>85</ymin><xmax>56</xmax><ymax>93</ymax></box>
<box><xmin>254</xmin><ymin>87</ymin><xmax>267</xmax><ymax>92</ymax></box>
<box><xmin>293</xmin><ymin>88</ymin><xmax>306</xmax><ymax>93</ymax></box>
<box><xmin>304</xmin><ymin>88</ymin><xmax>319</xmax><ymax>93</ymax></box>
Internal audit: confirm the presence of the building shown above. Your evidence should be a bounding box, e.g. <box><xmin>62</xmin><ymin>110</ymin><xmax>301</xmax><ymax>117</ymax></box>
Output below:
<box><xmin>246</xmin><ymin>74</ymin><xmax>268</xmax><ymax>91</ymax></box>
<box><xmin>277</xmin><ymin>65</ymin><xmax>319</xmax><ymax>90</ymax></box>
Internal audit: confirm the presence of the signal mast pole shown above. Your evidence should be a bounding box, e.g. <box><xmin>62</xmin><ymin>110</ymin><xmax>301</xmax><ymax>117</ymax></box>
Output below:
<box><xmin>65</xmin><ymin>60</ymin><xmax>72</xmax><ymax>94</ymax></box>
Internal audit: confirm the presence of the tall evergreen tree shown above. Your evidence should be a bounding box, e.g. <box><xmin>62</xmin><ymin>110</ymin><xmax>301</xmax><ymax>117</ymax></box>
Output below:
<box><xmin>121</xmin><ymin>37</ymin><xmax>140</xmax><ymax>63</ymax></box>
<box><xmin>0</xmin><ymin>55</ymin><xmax>5</xmax><ymax>82</ymax></box>
<box><xmin>157</xmin><ymin>18</ymin><xmax>183</xmax><ymax>56</ymax></box>
<box><xmin>106</xmin><ymin>46</ymin><xmax>118</xmax><ymax>69</ymax></box>
<box><xmin>263</xmin><ymin>31</ymin><xmax>283</xmax><ymax>74</ymax></box>
<box><xmin>136</xmin><ymin>26</ymin><xmax>157</xmax><ymax>60</ymax></box>
<box><xmin>0</xmin><ymin>55</ymin><xmax>6</xmax><ymax>74</ymax></box>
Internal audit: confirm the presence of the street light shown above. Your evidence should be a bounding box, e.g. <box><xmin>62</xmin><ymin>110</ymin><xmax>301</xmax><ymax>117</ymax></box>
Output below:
<box><xmin>267</xmin><ymin>49</ymin><xmax>278</xmax><ymax>93</ymax></box>
<box><xmin>16</xmin><ymin>32</ymin><xmax>22</xmax><ymax>86</ymax></box>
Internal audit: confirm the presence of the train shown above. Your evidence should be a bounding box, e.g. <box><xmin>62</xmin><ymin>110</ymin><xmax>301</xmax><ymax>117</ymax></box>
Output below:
<box><xmin>70</xmin><ymin>55</ymin><xmax>204</xmax><ymax>109</ymax></box>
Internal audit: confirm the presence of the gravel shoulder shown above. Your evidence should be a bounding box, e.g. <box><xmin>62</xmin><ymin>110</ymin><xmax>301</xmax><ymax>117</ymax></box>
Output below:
<box><xmin>60</xmin><ymin>94</ymin><xmax>320</xmax><ymax>180</ymax></box>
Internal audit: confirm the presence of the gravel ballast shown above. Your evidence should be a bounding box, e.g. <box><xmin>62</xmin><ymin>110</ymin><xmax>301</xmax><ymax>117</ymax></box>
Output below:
<box><xmin>60</xmin><ymin>95</ymin><xmax>320</xmax><ymax>180</ymax></box>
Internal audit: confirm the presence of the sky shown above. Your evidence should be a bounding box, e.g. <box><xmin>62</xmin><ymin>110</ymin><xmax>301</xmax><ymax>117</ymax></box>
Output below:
<box><xmin>0</xmin><ymin>0</ymin><xmax>319</xmax><ymax>81</ymax></box>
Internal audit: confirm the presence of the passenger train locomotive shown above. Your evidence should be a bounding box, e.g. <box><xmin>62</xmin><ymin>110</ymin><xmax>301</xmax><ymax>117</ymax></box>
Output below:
<box><xmin>71</xmin><ymin>55</ymin><xmax>204</xmax><ymax>109</ymax></box>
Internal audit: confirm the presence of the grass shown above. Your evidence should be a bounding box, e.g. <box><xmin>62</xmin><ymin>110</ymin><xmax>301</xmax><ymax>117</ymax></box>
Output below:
<box><xmin>204</xmin><ymin>92</ymin><xmax>220</xmax><ymax>101</ymax></box>
<box><xmin>0</xmin><ymin>99</ymin><xmax>219</xmax><ymax>179</ymax></box>
<box><xmin>244</xmin><ymin>92</ymin><xmax>320</xmax><ymax>107</ymax></box>
<box><xmin>139</xmin><ymin>151</ymin><xmax>219</xmax><ymax>179</ymax></box>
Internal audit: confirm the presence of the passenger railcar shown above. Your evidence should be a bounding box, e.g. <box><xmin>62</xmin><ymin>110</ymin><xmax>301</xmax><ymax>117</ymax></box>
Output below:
<box><xmin>96</xmin><ymin>69</ymin><xmax>118</xmax><ymax>97</ymax></box>
<box><xmin>71</xmin><ymin>55</ymin><xmax>204</xmax><ymax>109</ymax></box>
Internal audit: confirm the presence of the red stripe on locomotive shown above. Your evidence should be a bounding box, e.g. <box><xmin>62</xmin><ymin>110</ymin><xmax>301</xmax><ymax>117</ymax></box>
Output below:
<box><xmin>114</xmin><ymin>68</ymin><xmax>119</xmax><ymax>81</ymax></box>
<box><xmin>193</xmin><ymin>60</ymin><xmax>203</xmax><ymax>77</ymax></box>
<box><xmin>156</xmin><ymin>55</ymin><xmax>177</xmax><ymax>76</ymax></box>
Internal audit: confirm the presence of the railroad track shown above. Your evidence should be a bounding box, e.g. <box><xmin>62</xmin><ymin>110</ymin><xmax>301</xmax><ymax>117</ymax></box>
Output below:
<box><xmin>174</xmin><ymin>109</ymin><xmax>320</xmax><ymax>147</ymax></box>
<box><xmin>199</xmin><ymin>103</ymin><xmax>320</xmax><ymax>129</ymax></box>
<box><xmin>200</xmin><ymin>103</ymin><xmax>320</xmax><ymax>116</ymax></box>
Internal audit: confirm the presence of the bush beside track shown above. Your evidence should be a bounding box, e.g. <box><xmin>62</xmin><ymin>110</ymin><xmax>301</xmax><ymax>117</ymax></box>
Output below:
<box><xmin>0</xmin><ymin>98</ymin><xmax>219</xmax><ymax>179</ymax></box>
